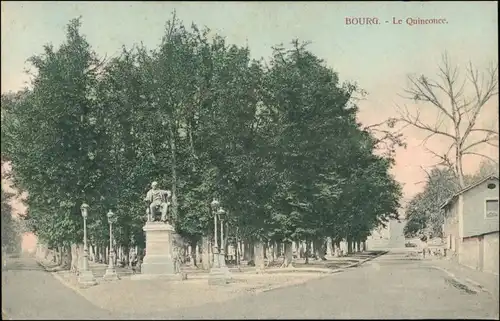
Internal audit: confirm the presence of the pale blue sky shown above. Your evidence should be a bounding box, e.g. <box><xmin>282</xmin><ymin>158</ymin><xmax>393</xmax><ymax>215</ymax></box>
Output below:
<box><xmin>2</xmin><ymin>1</ymin><xmax>497</xmax><ymax>93</ymax></box>
<box><xmin>1</xmin><ymin>1</ymin><xmax>498</xmax><ymax>199</ymax></box>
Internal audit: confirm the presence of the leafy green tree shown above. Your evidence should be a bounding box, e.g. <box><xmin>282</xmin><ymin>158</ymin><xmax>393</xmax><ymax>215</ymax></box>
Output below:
<box><xmin>404</xmin><ymin>160</ymin><xmax>498</xmax><ymax>239</ymax></box>
<box><xmin>404</xmin><ymin>168</ymin><xmax>458</xmax><ymax>238</ymax></box>
<box><xmin>1</xmin><ymin>187</ymin><xmax>21</xmax><ymax>254</ymax></box>
<box><xmin>1</xmin><ymin>18</ymin><xmax>108</xmax><ymax>267</ymax></box>
<box><xmin>2</xmin><ymin>15</ymin><xmax>405</xmax><ymax>270</ymax></box>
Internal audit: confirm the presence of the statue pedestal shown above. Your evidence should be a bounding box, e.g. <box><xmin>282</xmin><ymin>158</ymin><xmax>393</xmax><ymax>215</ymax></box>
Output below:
<box><xmin>131</xmin><ymin>222</ymin><xmax>182</xmax><ymax>281</ymax></box>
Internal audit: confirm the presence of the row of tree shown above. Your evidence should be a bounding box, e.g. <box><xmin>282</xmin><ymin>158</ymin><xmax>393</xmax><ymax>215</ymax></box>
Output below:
<box><xmin>1</xmin><ymin>16</ymin><xmax>402</xmax><ymax>268</ymax></box>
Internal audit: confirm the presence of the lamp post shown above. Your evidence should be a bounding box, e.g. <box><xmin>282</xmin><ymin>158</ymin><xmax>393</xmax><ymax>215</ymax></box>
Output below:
<box><xmin>208</xmin><ymin>198</ymin><xmax>231</xmax><ymax>285</ymax></box>
<box><xmin>217</xmin><ymin>207</ymin><xmax>228</xmax><ymax>270</ymax></box>
<box><xmin>103</xmin><ymin>209</ymin><xmax>119</xmax><ymax>281</ymax></box>
<box><xmin>210</xmin><ymin>199</ymin><xmax>220</xmax><ymax>268</ymax></box>
<box><xmin>78</xmin><ymin>203</ymin><xmax>96</xmax><ymax>286</ymax></box>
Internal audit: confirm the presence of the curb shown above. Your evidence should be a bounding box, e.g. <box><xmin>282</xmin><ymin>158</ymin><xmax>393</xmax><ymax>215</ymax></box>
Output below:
<box><xmin>254</xmin><ymin>251</ymin><xmax>389</xmax><ymax>275</ymax></box>
<box><xmin>429</xmin><ymin>265</ymin><xmax>481</xmax><ymax>294</ymax></box>
<box><xmin>253</xmin><ymin>272</ymin><xmax>335</xmax><ymax>294</ymax></box>
<box><xmin>343</xmin><ymin>251</ymin><xmax>388</xmax><ymax>269</ymax></box>
<box><xmin>256</xmin><ymin>267</ymin><xmax>340</xmax><ymax>274</ymax></box>
<box><xmin>253</xmin><ymin>252</ymin><xmax>388</xmax><ymax>294</ymax></box>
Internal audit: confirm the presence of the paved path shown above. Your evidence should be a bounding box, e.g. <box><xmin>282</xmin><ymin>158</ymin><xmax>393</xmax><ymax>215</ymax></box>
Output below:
<box><xmin>1</xmin><ymin>257</ymin><xmax>115</xmax><ymax>320</ymax></box>
<box><xmin>2</xmin><ymin>251</ymin><xmax>498</xmax><ymax>319</ymax></box>
<box><xmin>156</xmin><ymin>250</ymin><xmax>499</xmax><ymax>319</ymax></box>
<box><xmin>424</xmin><ymin>257</ymin><xmax>499</xmax><ymax>299</ymax></box>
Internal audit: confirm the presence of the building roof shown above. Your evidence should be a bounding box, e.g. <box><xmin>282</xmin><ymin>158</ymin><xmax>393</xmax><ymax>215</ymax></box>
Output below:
<box><xmin>440</xmin><ymin>175</ymin><xmax>499</xmax><ymax>209</ymax></box>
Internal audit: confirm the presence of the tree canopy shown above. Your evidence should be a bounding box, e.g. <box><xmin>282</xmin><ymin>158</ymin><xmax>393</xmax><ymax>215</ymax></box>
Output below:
<box><xmin>404</xmin><ymin>160</ymin><xmax>499</xmax><ymax>238</ymax></box>
<box><xmin>1</xmin><ymin>16</ymin><xmax>403</xmax><ymax>255</ymax></box>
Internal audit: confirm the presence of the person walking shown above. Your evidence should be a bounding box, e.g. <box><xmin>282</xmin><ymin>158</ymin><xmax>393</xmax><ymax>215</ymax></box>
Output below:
<box><xmin>420</xmin><ymin>235</ymin><xmax>429</xmax><ymax>259</ymax></box>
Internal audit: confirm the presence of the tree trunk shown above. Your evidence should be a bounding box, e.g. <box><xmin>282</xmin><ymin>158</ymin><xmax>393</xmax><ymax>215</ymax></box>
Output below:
<box><xmin>123</xmin><ymin>246</ymin><xmax>130</xmax><ymax>266</ymax></box>
<box><xmin>224</xmin><ymin>240</ymin><xmax>229</xmax><ymax>259</ymax></box>
<box><xmin>272</xmin><ymin>242</ymin><xmax>278</xmax><ymax>261</ymax></box>
<box><xmin>326</xmin><ymin>237</ymin><xmax>333</xmax><ymax>256</ymax></box>
<box><xmin>249</xmin><ymin>241</ymin><xmax>255</xmax><ymax>265</ymax></box>
<box><xmin>254</xmin><ymin>241</ymin><xmax>265</xmax><ymax>271</ymax></box>
<box><xmin>299</xmin><ymin>241</ymin><xmax>305</xmax><ymax>258</ymax></box>
<box><xmin>98</xmin><ymin>245</ymin><xmax>104</xmax><ymax>263</ymax></box>
<box><xmin>61</xmin><ymin>245</ymin><xmax>72</xmax><ymax>270</ymax></box>
<box><xmin>281</xmin><ymin>242</ymin><xmax>294</xmax><ymax>268</ymax></box>
<box><xmin>305</xmin><ymin>240</ymin><xmax>311</xmax><ymax>264</ymax></box>
<box><xmin>201</xmin><ymin>236</ymin><xmax>210</xmax><ymax>270</ymax></box>
<box><xmin>243</xmin><ymin>242</ymin><xmax>251</xmax><ymax>261</ymax></box>
<box><xmin>103</xmin><ymin>246</ymin><xmax>108</xmax><ymax>264</ymax></box>
<box><xmin>314</xmin><ymin>238</ymin><xmax>327</xmax><ymax>260</ymax></box>
<box><xmin>196</xmin><ymin>244</ymin><xmax>202</xmax><ymax>266</ymax></box>
<box><xmin>244</xmin><ymin>239</ymin><xmax>255</xmax><ymax>265</ymax></box>
<box><xmin>189</xmin><ymin>240</ymin><xmax>198</xmax><ymax>267</ymax></box>
<box><xmin>113</xmin><ymin>245</ymin><xmax>118</xmax><ymax>266</ymax></box>
<box><xmin>455</xmin><ymin>144</ymin><xmax>465</xmax><ymax>188</ymax></box>
<box><xmin>70</xmin><ymin>243</ymin><xmax>81</xmax><ymax>273</ymax></box>
<box><xmin>236</xmin><ymin>241</ymin><xmax>242</xmax><ymax>266</ymax></box>
<box><xmin>335</xmin><ymin>239</ymin><xmax>341</xmax><ymax>256</ymax></box>
<box><xmin>347</xmin><ymin>237</ymin><xmax>353</xmax><ymax>254</ymax></box>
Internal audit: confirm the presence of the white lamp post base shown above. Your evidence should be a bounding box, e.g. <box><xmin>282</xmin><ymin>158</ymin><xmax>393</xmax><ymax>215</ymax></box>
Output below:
<box><xmin>102</xmin><ymin>269</ymin><xmax>120</xmax><ymax>281</ymax></box>
<box><xmin>78</xmin><ymin>269</ymin><xmax>97</xmax><ymax>286</ymax></box>
<box><xmin>208</xmin><ymin>267</ymin><xmax>232</xmax><ymax>285</ymax></box>
<box><xmin>208</xmin><ymin>253</ymin><xmax>232</xmax><ymax>286</ymax></box>
<box><xmin>103</xmin><ymin>251</ymin><xmax>120</xmax><ymax>281</ymax></box>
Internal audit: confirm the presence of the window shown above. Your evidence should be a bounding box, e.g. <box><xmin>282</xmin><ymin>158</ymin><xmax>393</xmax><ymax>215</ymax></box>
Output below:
<box><xmin>485</xmin><ymin>199</ymin><xmax>499</xmax><ymax>218</ymax></box>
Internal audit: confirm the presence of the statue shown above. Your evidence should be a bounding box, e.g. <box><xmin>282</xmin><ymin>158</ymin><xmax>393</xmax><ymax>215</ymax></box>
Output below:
<box><xmin>144</xmin><ymin>181</ymin><xmax>171</xmax><ymax>223</ymax></box>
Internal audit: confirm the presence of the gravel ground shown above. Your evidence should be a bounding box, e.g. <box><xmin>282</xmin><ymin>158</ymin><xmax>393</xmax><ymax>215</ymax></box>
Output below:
<box><xmin>3</xmin><ymin>251</ymin><xmax>497</xmax><ymax>320</ymax></box>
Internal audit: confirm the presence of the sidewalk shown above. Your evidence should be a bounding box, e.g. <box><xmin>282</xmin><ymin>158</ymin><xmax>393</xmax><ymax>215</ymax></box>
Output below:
<box><xmin>182</xmin><ymin>251</ymin><xmax>385</xmax><ymax>276</ymax></box>
<box><xmin>72</xmin><ymin>272</ymin><xmax>327</xmax><ymax>314</ymax></box>
<box><xmin>426</xmin><ymin>258</ymin><xmax>498</xmax><ymax>299</ymax></box>
<box><xmin>34</xmin><ymin>251</ymin><xmax>385</xmax><ymax>315</ymax></box>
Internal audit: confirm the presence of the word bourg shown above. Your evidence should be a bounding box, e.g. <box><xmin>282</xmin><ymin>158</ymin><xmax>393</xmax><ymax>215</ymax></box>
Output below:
<box><xmin>345</xmin><ymin>17</ymin><xmax>448</xmax><ymax>26</ymax></box>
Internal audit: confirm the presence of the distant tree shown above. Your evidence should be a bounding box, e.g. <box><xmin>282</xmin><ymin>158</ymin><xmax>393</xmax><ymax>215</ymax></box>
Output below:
<box><xmin>403</xmin><ymin>167</ymin><xmax>458</xmax><ymax>238</ymax></box>
<box><xmin>1</xmin><ymin>187</ymin><xmax>21</xmax><ymax>254</ymax></box>
<box><xmin>473</xmin><ymin>159</ymin><xmax>499</xmax><ymax>180</ymax></box>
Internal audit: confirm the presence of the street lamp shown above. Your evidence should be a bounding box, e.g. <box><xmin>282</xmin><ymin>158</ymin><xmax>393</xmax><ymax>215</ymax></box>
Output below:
<box><xmin>217</xmin><ymin>207</ymin><xmax>228</xmax><ymax>270</ymax></box>
<box><xmin>103</xmin><ymin>209</ymin><xmax>119</xmax><ymax>281</ymax></box>
<box><xmin>210</xmin><ymin>199</ymin><xmax>221</xmax><ymax>268</ymax></box>
<box><xmin>208</xmin><ymin>198</ymin><xmax>231</xmax><ymax>285</ymax></box>
<box><xmin>78</xmin><ymin>203</ymin><xmax>96</xmax><ymax>286</ymax></box>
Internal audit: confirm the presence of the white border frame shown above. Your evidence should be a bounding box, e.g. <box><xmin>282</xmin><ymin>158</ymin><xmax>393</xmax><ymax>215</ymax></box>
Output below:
<box><xmin>484</xmin><ymin>197</ymin><xmax>499</xmax><ymax>219</ymax></box>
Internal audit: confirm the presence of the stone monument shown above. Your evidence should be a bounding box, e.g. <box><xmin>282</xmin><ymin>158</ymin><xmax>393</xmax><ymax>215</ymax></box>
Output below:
<box><xmin>131</xmin><ymin>181</ymin><xmax>183</xmax><ymax>281</ymax></box>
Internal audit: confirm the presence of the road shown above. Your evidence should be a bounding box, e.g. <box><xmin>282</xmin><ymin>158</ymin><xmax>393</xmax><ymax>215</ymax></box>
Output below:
<box><xmin>1</xmin><ymin>257</ymin><xmax>114</xmax><ymax>320</ymax></box>
<box><xmin>2</xmin><ymin>251</ymin><xmax>498</xmax><ymax>319</ymax></box>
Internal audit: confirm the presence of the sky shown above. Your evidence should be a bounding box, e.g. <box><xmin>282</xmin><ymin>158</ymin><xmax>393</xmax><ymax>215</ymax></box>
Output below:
<box><xmin>1</xmin><ymin>1</ymin><xmax>499</xmax><ymax>234</ymax></box>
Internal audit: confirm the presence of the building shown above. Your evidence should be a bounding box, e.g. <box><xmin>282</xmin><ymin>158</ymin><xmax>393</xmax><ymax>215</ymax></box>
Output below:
<box><xmin>441</xmin><ymin>175</ymin><xmax>499</xmax><ymax>275</ymax></box>
<box><xmin>366</xmin><ymin>218</ymin><xmax>406</xmax><ymax>250</ymax></box>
